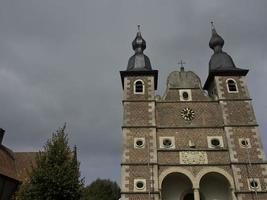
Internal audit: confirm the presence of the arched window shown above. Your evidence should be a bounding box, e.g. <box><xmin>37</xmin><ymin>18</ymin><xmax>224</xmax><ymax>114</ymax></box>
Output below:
<box><xmin>134</xmin><ymin>80</ymin><xmax>144</xmax><ymax>94</ymax></box>
<box><xmin>227</xmin><ymin>79</ymin><xmax>238</xmax><ymax>93</ymax></box>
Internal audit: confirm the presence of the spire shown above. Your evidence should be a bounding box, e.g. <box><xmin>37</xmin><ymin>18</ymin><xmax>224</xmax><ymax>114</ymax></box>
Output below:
<box><xmin>127</xmin><ymin>25</ymin><xmax>152</xmax><ymax>71</ymax></box>
<box><xmin>204</xmin><ymin>23</ymin><xmax>249</xmax><ymax>90</ymax></box>
<box><xmin>132</xmin><ymin>25</ymin><xmax>146</xmax><ymax>53</ymax></box>
<box><xmin>209</xmin><ymin>22</ymin><xmax>224</xmax><ymax>52</ymax></box>
<box><xmin>208</xmin><ymin>22</ymin><xmax>236</xmax><ymax>71</ymax></box>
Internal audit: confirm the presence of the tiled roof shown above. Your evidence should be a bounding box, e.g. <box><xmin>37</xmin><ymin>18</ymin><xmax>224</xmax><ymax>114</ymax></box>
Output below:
<box><xmin>0</xmin><ymin>145</ymin><xmax>17</xmax><ymax>180</ymax></box>
<box><xmin>0</xmin><ymin>144</ymin><xmax>37</xmax><ymax>183</ymax></box>
<box><xmin>14</xmin><ymin>152</ymin><xmax>37</xmax><ymax>182</ymax></box>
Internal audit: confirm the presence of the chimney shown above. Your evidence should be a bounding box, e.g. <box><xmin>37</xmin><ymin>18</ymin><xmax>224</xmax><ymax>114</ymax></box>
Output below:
<box><xmin>0</xmin><ymin>128</ymin><xmax>5</xmax><ymax>144</ymax></box>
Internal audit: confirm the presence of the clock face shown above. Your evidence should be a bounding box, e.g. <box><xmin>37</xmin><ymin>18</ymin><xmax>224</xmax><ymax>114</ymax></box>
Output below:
<box><xmin>181</xmin><ymin>107</ymin><xmax>195</xmax><ymax>121</ymax></box>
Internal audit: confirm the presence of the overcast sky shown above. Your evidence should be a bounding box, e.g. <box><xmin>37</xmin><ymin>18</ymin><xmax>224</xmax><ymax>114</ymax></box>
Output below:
<box><xmin>1</xmin><ymin>0</ymin><xmax>267</xmax><ymax>185</ymax></box>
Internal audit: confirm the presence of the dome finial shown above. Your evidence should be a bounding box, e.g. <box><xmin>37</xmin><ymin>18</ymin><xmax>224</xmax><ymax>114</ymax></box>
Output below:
<box><xmin>178</xmin><ymin>59</ymin><xmax>186</xmax><ymax>71</ymax></box>
<box><xmin>211</xmin><ymin>21</ymin><xmax>215</xmax><ymax>30</ymax></box>
<box><xmin>209</xmin><ymin>22</ymin><xmax>224</xmax><ymax>51</ymax></box>
<box><xmin>132</xmin><ymin>25</ymin><xmax>146</xmax><ymax>53</ymax></box>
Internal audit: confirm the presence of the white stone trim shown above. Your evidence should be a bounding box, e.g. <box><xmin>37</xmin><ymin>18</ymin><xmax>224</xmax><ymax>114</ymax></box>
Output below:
<box><xmin>232</xmin><ymin>165</ymin><xmax>243</xmax><ymax>190</ymax></box>
<box><xmin>147</xmin><ymin>76</ymin><xmax>155</xmax><ymax>100</ymax></box>
<box><xmin>150</xmin><ymin>128</ymin><xmax>157</xmax><ymax>163</ymax></box>
<box><xmin>134</xmin><ymin>137</ymin><xmax>145</xmax><ymax>149</ymax></box>
<box><xmin>252</xmin><ymin>127</ymin><xmax>266</xmax><ymax>160</ymax></box>
<box><xmin>240</xmin><ymin>76</ymin><xmax>250</xmax><ymax>97</ymax></box>
<box><xmin>260</xmin><ymin>164</ymin><xmax>267</xmax><ymax>186</ymax></box>
<box><xmin>207</xmin><ymin>136</ymin><xmax>224</xmax><ymax>148</ymax></box>
<box><xmin>179</xmin><ymin>89</ymin><xmax>192</xmax><ymax>101</ymax></box>
<box><xmin>134</xmin><ymin>179</ymin><xmax>146</xmax><ymax>191</ymax></box>
<box><xmin>124</xmin><ymin>78</ymin><xmax>131</xmax><ymax>100</ymax></box>
<box><xmin>225</xmin><ymin>127</ymin><xmax>238</xmax><ymax>162</ymax></box>
<box><xmin>122</xmin><ymin>129</ymin><xmax>130</xmax><ymax>162</ymax></box>
<box><xmin>215</xmin><ymin>76</ymin><xmax>224</xmax><ymax>99</ymax></box>
<box><xmin>247</xmin><ymin>178</ymin><xmax>261</xmax><ymax>191</ymax></box>
<box><xmin>238</xmin><ymin>138</ymin><xmax>251</xmax><ymax>148</ymax></box>
<box><xmin>148</xmin><ymin>102</ymin><xmax>155</xmax><ymax>125</ymax></box>
<box><xmin>159</xmin><ymin>136</ymin><xmax>175</xmax><ymax>149</ymax></box>
<box><xmin>226</xmin><ymin>78</ymin><xmax>239</xmax><ymax>93</ymax></box>
<box><xmin>158</xmin><ymin>167</ymin><xmax>196</xmax><ymax>189</ymax></box>
<box><xmin>195</xmin><ymin>167</ymin><xmax>235</xmax><ymax>189</ymax></box>
<box><xmin>152</xmin><ymin>164</ymin><xmax>159</xmax><ymax>191</ymax></box>
<box><xmin>121</xmin><ymin>165</ymin><xmax>130</xmax><ymax>192</ymax></box>
<box><xmin>133</xmin><ymin>79</ymin><xmax>145</xmax><ymax>94</ymax></box>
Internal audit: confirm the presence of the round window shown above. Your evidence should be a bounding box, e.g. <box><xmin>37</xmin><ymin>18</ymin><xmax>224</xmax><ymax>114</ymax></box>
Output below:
<box><xmin>182</xmin><ymin>91</ymin><xmax>189</xmax><ymax>99</ymax></box>
<box><xmin>211</xmin><ymin>138</ymin><xmax>221</xmax><ymax>147</ymax></box>
<box><xmin>250</xmin><ymin>180</ymin><xmax>258</xmax><ymax>189</ymax></box>
<box><xmin>163</xmin><ymin>138</ymin><xmax>173</xmax><ymax>148</ymax></box>
<box><xmin>136</xmin><ymin>181</ymin><xmax>144</xmax><ymax>189</ymax></box>
<box><xmin>241</xmin><ymin>139</ymin><xmax>249</xmax><ymax>147</ymax></box>
<box><xmin>135</xmin><ymin>139</ymin><xmax>144</xmax><ymax>148</ymax></box>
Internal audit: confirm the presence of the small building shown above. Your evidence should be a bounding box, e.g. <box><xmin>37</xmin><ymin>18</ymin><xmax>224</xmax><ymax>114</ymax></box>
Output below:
<box><xmin>0</xmin><ymin>128</ymin><xmax>37</xmax><ymax>200</ymax></box>
<box><xmin>120</xmin><ymin>25</ymin><xmax>267</xmax><ymax>200</ymax></box>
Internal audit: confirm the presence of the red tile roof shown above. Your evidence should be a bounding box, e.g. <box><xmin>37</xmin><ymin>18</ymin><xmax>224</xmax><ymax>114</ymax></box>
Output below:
<box><xmin>14</xmin><ymin>152</ymin><xmax>37</xmax><ymax>182</ymax></box>
<box><xmin>0</xmin><ymin>144</ymin><xmax>37</xmax><ymax>183</ymax></box>
<box><xmin>0</xmin><ymin>145</ymin><xmax>17</xmax><ymax>180</ymax></box>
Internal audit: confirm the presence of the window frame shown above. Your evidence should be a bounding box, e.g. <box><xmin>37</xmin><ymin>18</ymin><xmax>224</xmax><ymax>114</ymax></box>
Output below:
<box><xmin>134</xmin><ymin>179</ymin><xmax>146</xmax><ymax>191</ymax></box>
<box><xmin>226</xmin><ymin>78</ymin><xmax>239</xmax><ymax>93</ymax></box>
<box><xmin>179</xmin><ymin>89</ymin><xmax>192</xmax><ymax>101</ymax></box>
<box><xmin>159</xmin><ymin>137</ymin><xmax>175</xmax><ymax>149</ymax></box>
<box><xmin>134</xmin><ymin>138</ymin><xmax>145</xmax><ymax>149</ymax></box>
<box><xmin>207</xmin><ymin>136</ymin><xmax>224</xmax><ymax>149</ymax></box>
<box><xmin>133</xmin><ymin>79</ymin><xmax>145</xmax><ymax>94</ymax></box>
<box><xmin>247</xmin><ymin>178</ymin><xmax>261</xmax><ymax>191</ymax></box>
<box><xmin>239</xmin><ymin>138</ymin><xmax>251</xmax><ymax>148</ymax></box>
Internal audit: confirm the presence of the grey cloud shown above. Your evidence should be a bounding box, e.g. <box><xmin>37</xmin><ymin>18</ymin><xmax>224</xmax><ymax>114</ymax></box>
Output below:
<box><xmin>1</xmin><ymin>0</ymin><xmax>267</xmax><ymax>184</ymax></box>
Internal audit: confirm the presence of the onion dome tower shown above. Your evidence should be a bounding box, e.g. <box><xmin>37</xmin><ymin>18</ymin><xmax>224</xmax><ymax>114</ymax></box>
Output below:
<box><xmin>120</xmin><ymin>27</ymin><xmax>158</xmax><ymax>200</ymax></box>
<box><xmin>120</xmin><ymin>26</ymin><xmax>158</xmax><ymax>89</ymax></box>
<box><xmin>204</xmin><ymin>23</ymin><xmax>248</xmax><ymax>89</ymax></box>
<box><xmin>127</xmin><ymin>25</ymin><xmax>152</xmax><ymax>71</ymax></box>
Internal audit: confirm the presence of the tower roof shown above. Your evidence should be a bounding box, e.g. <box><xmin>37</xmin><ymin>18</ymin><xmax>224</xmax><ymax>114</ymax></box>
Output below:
<box><xmin>127</xmin><ymin>26</ymin><xmax>152</xmax><ymax>71</ymax></box>
<box><xmin>209</xmin><ymin>22</ymin><xmax>225</xmax><ymax>50</ymax></box>
<box><xmin>208</xmin><ymin>23</ymin><xmax>236</xmax><ymax>72</ymax></box>
<box><xmin>204</xmin><ymin>23</ymin><xmax>248</xmax><ymax>89</ymax></box>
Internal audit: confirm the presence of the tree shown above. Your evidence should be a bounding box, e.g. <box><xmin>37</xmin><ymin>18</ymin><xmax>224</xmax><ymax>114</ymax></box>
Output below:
<box><xmin>16</xmin><ymin>125</ymin><xmax>84</xmax><ymax>200</ymax></box>
<box><xmin>83</xmin><ymin>179</ymin><xmax>120</xmax><ymax>200</ymax></box>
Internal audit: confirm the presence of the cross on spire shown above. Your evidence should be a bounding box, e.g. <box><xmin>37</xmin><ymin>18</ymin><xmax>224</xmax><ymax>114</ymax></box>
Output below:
<box><xmin>178</xmin><ymin>60</ymin><xmax>186</xmax><ymax>71</ymax></box>
<box><xmin>211</xmin><ymin>21</ymin><xmax>215</xmax><ymax>30</ymax></box>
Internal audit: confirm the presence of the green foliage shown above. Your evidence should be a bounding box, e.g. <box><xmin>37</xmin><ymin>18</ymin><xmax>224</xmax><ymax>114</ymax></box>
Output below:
<box><xmin>83</xmin><ymin>179</ymin><xmax>120</xmax><ymax>200</ymax></box>
<box><xmin>16</xmin><ymin>125</ymin><xmax>84</xmax><ymax>200</ymax></box>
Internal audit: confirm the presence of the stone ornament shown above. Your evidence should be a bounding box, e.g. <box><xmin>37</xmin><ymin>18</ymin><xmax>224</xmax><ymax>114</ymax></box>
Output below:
<box><xmin>180</xmin><ymin>151</ymin><xmax>208</xmax><ymax>164</ymax></box>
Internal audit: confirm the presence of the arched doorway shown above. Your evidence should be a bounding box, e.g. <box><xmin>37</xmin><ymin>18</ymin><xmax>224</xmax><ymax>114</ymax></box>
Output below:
<box><xmin>200</xmin><ymin>172</ymin><xmax>231</xmax><ymax>200</ymax></box>
<box><xmin>162</xmin><ymin>173</ymin><xmax>193</xmax><ymax>200</ymax></box>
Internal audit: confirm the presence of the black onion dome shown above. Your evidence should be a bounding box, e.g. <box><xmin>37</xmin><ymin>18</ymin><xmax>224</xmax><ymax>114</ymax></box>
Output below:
<box><xmin>127</xmin><ymin>54</ymin><xmax>152</xmax><ymax>71</ymax></box>
<box><xmin>204</xmin><ymin>23</ymin><xmax>249</xmax><ymax>90</ymax></box>
<box><xmin>127</xmin><ymin>26</ymin><xmax>152</xmax><ymax>71</ymax></box>
<box><xmin>209</xmin><ymin>28</ymin><xmax>224</xmax><ymax>50</ymax></box>
<box><xmin>208</xmin><ymin>23</ymin><xmax>236</xmax><ymax>72</ymax></box>
<box><xmin>132</xmin><ymin>29</ymin><xmax>146</xmax><ymax>51</ymax></box>
<box><xmin>209</xmin><ymin>52</ymin><xmax>236</xmax><ymax>71</ymax></box>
